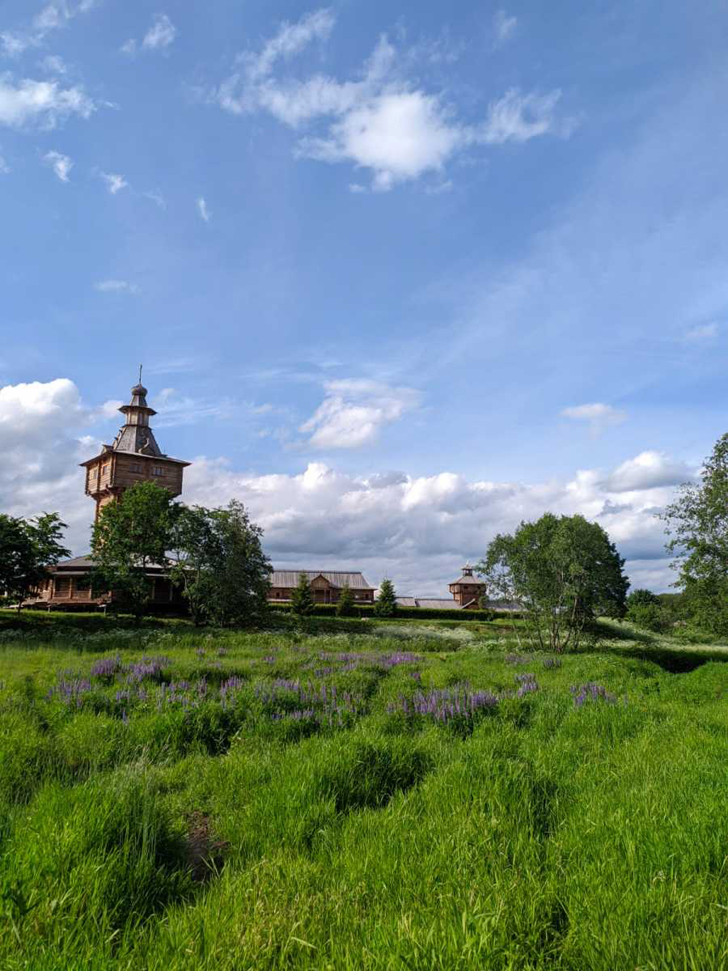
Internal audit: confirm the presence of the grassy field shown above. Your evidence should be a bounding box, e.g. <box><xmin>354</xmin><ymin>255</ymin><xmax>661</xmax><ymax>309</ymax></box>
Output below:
<box><xmin>0</xmin><ymin>612</ymin><xmax>726</xmax><ymax>970</ymax></box>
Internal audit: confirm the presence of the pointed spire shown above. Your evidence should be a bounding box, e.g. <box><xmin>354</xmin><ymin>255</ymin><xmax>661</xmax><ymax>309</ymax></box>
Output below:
<box><xmin>113</xmin><ymin>376</ymin><xmax>164</xmax><ymax>456</ymax></box>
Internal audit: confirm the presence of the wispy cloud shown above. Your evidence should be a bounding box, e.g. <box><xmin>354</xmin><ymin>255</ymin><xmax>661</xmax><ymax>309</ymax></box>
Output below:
<box><xmin>43</xmin><ymin>149</ymin><xmax>73</xmax><ymax>182</ymax></box>
<box><xmin>0</xmin><ymin>154</ymin><xmax>10</xmax><ymax>175</ymax></box>
<box><xmin>143</xmin><ymin>189</ymin><xmax>166</xmax><ymax>209</ymax></box>
<box><xmin>1</xmin><ymin>1</ymin><xmax>99</xmax><ymax>59</ymax></box>
<box><xmin>0</xmin><ymin>77</ymin><xmax>96</xmax><ymax>129</ymax></box>
<box><xmin>481</xmin><ymin>89</ymin><xmax>569</xmax><ymax>144</ymax></box>
<box><xmin>213</xmin><ymin>9</ymin><xmax>572</xmax><ymax>191</ymax></box>
<box><xmin>151</xmin><ymin>387</ymin><xmax>233</xmax><ymax>427</ymax></box>
<box><xmin>300</xmin><ymin>379</ymin><xmax>422</xmax><ymax>448</ymax></box>
<box><xmin>122</xmin><ymin>13</ymin><xmax>177</xmax><ymax>57</ymax></box>
<box><xmin>94</xmin><ymin>280</ymin><xmax>140</xmax><ymax>294</ymax></box>
<box><xmin>684</xmin><ymin>321</ymin><xmax>718</xmax><ymax>342</ymax></box>
<box><xmin>492</xmin><ymin>10</ymin><xmax>518</xmax><ymax>47</ymax></box>
<box><xmin>561</xmin><ymin>402</ymin><xmax>627</xmax><ymax>437</ymax></box>
<box><xmin>99</xmin><ymin>171</ymin><xmax>129</xmax><ymax>194</ymax></box>
<box><xmin>197</xmin><ymin>196</ymin><xmax>211</xmax><ymax>222</ymax></box>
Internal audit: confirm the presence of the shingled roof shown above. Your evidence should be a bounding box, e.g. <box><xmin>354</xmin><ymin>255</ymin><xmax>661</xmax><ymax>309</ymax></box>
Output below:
<box><xmin>270</xmin><ymin>570</ymin><xmax>375</xmax><ymax>590</ymax></box>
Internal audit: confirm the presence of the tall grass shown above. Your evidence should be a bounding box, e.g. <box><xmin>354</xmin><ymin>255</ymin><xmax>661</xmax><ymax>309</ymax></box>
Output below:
<box><xmin>0</xmin><ymin>621</ymin><xmax>725</xmax><ymax>970</ymax></box>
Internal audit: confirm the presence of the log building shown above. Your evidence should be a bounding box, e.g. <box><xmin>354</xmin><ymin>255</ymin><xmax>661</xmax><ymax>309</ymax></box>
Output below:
<box><xmin>32</xmin><ymin>379</ymin><xmax>190</xmax><ymax>610</ymax></box>
<box><xmin>268</xmin><ymin>571</ymin><xmax>375</xmax><ymax>605</ymax></box>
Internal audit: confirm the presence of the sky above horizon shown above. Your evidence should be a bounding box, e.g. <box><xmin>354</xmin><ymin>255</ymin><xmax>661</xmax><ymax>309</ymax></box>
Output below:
<box><xmin>1</xmin><ymin>0</ymin><xmax>726</xmax><ymax>595</ymax></box>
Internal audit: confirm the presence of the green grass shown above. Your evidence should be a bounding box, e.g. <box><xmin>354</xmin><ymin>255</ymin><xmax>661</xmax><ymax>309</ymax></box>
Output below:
<box><xmin>0</xmin><ymin>615</ymin><xmax>726</xmax><ymax>970</ymax></box>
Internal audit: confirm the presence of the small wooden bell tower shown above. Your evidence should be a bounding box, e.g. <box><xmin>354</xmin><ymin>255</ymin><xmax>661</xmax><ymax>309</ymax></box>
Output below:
<box><xmin>80</xmin><ymin>372</ymin><xmax>190</xmax><ymax>520</ymax></box>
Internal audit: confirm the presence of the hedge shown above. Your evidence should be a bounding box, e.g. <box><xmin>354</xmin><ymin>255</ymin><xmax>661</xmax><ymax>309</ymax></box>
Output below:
<box><xmin>268</xmin><ymin>603</ymin><xmax>524</xmax><ymax>622</ymax></box>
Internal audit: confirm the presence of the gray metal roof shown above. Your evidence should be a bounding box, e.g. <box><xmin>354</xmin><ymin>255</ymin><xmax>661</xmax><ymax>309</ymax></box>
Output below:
<box><xmin>395</xmin><ymin>597</ymin><xmax>463</xmax><ymax>610</ymax></box>
<box><xmin>270</xmin><ymin>570</ymin><xmax>374</xmax><ymax>590</ymax></box>
<box><xmin>52</xmin><ymin>555</ymin><xmax>168</xmax><ymax>574</ymax></box>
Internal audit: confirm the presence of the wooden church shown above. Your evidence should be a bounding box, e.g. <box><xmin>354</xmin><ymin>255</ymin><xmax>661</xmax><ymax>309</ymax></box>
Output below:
<box><xmin>32</xmin><ymin>378</ymin><xmax>190</xmax><ymax>610</ymax></box>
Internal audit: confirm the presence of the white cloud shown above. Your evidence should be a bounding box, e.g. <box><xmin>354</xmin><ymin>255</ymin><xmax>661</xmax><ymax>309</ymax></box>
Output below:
<box><xmin>93</xmin><ymin>280</ymin><xmax>139</xmax><ymax>294</ymax></box>
<box><xmin>0</xmin><ymin>76</ymin><xmax>95</xmax><ymax>128</ymax></box>
<box><xmin>181</xmin><ymin>449</ymin><xmax>690</xmax><ymax>594</ymax></box>
<box><xmin>143</xmin><ymin>189</ymin><xmax>166</xmax><ymax>209</ymax></box>
<box><xmin>300</xmin><ymin>379</ymin><xmax>421</xmax><ymax>448</ymax></box>
<box><xmin>214</xmin><ymin>11</ymin><xmax>569</xmax><ymax>190</ymax></box>
<box><xmin>43</xmin><ymin>149</ymin><xmax>73</xmax><ymax>181</ymax></box>
<box><xmin>493</xmin><ymin>10</ymin><xmax>518</xmax><ymax>46</ymax></box>
<box><xmin>561</xmin><ymin>402</ymin><xmax>627</xmax><ymax>437</ymax></box>
<box><xmin>605</xmin><ymin>451</ymin><xmax>692</xmax><ymax>493</ymax></box>
<box><xmin>150</xmin><ymin>388</ymin><xmax>233</xmax><ymax>427</ymax></box>
<box><xmin>122</xmin><ymin>13</ymin><xmax>177</xmax><ymax>56</ymax></box>
<box><xmin>480</xmin><ymin>88</ymin><xmax>566</xmax><ymax>144</ymax></box>
<box><xmin>243</xmin><ymin>8</ymin><xmax>335</xmax><ymax>83</ymax></box>
<box><xmin>39</xmin><ymin>54</ymin><xmax>68</xmax><ymax>75</ymax></box>
<box><xmin>1</xmin><ymin>2</ymin><xmax>99</xmax><ymax>58</ymax></box>
<box><xmin>684</xmin><ymin>321</ymin><xmax>718</xmax><ymax>342</ymax></box>
<box><xmin>0</xmin><ymin>377</ymin><xmax>695</xmax><ymax>593</ymax></box>
<box><xmin>197</xmin><ymin>196</ymin><xmax>211</xmax><ymax>222</ymax></box>
<box><xmin>99</xmin><ymin>171</ymin><xmax>128</xmax><ymax>194</ymax></box>
<box><xmin>300</xmin><ymin>89</ymin><xmax>468</xmax><ymax>191</ymax></box>
<box><xmin>0</xmin><ymin>153</ymin><xmax>9</xmax><ymax>174</ymax></box>
<box><xmin>143</xmin><ymin>13</ymin><xmax>177</xmax><ymax>51</ymax></box>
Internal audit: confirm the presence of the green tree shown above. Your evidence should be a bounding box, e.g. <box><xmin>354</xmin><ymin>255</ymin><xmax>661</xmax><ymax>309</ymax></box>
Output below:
<box><xmin>661</xmin><ymin>433</ymin><xmax>728</xmax><ymax>637</ymax></box>
<box><xmin>477</xmin><ymin>513</ymin><xmax>629</xmax><ymax>653</ymax></box>
<box><xmin>626</xmin><ymin>589</ymin><xmax>660</xmax><ymax>609</ymax></box>
<box><xmin>374</xmin><ymin>578</ymin><xmax>398</xmax><ymax>617</ymax></box>
<box><xmin>91</xmin><ymin>482</ymin><xmax>177</xmax><ymax>621</ymax></box>
<box><xmin>290</xmin><ymin>572</ymin><xmax>315</xmax><ymax>617</ymax></box>
<box><xmin>0</xmin><ymin>512</ymin><xmax>70</xmax><ymax>607</ymax></box>
<box><xmin>170</xmin><ymin>500</ymin><xmax>270</xmax><ymax>627</ymax></box>
<box><xmin>336</xmin><ymin>583</ymin><xmax>355</xmax><ymax>617</ymax></box>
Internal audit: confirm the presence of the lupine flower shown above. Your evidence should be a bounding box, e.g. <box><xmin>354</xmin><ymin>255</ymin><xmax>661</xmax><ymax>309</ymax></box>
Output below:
<box><xmin>47</xmin><ymin>676</ymin><xmax>93</xmax><ymax>708</ymax></box>
<box><xmin>389</xmin><ymin>685</ymin><xmax>498</xmax><ymax>726</ymax></box>
<box><xmin>505</xmin><ymin>654</ymin><xmax>531</xmax><ymax>666</ymax></box>
<box><xmin>515</xmin><ymin>673</ymin><xmax>539</xmax><ymax>697</ymax></box>
<box><xmin>570</xmin><ymin>683</ymin><xmax>617</xmax><ymax>707</ymax></box>
<box><xmin>542</xmin><ymin>657</ymin><xmax>562</xmax><ymax>669</ymax></box>
<box><xmin>90</xmin><ymin>655</ymin><xmax>122</xmax><ymax>680</ymax></box>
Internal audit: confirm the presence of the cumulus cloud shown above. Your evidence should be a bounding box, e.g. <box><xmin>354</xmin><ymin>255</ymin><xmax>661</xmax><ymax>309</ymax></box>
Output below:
<box><xmin>214</xmin><ymin>9</ymin><xmax>570</xmax><ymax>190</ymax></box>
<box><xmin>0</xmin><ymin>76</ymin><xmax>95</xmax><ymax>128</ymax></box>
<box><xmin>122</xmin><ymin>13</ymin><xmax>177</xmax><ymax>56</ymax></box>
<box><xmin>561</xmin><ymin>402</ymin><xmax>627</xmax><ymax>437</ymax></box>
<box><xmin>197</xmin><ymin>196</ymin><xmax>211</xmax><ymax>222</ymax></box>
<box><xmin>43</xmin><ymin>148</ymin><xmax>72</xmax><ymax>181</ymax></box>
<box><xmin>99</xmin><ymin>171</ymin><xmax>128</xmax><ymax>194</ymax></box>
<box><xmin>493</xmin><ymin>10</ymin><xmax>518</xmax><ymax>47</ymax></box>
<box><xmin>300</xmin><ymin>379</ymin><xmax>422</xmax><ymax>448</ymax></box>
<box><xmin>93</xmin><ymin>280</ymin><xmax>139</xmax><ymax>294</ymax></box>
<box><xmin>604</xmin><ymin>451</ymin><xmax>692</xmax><ymax>493</ymax></box>
<box><xmin>182</xmin><ymin>450</ymin><xmax>689</xmax><ymax>594</ymax></box>
<box><xmin>0</xmin><ymin>375</ymin><xmax>694</xmax><ymax>594</ymax></box>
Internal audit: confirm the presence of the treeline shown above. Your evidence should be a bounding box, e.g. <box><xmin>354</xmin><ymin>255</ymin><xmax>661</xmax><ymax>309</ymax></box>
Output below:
<box><xmin>2</xmin><ymin>432</ymin><xmax>726</xmax><ymax>642</ymax></box>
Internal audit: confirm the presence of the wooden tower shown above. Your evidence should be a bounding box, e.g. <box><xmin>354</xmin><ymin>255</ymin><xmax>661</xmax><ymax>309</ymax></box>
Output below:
<box><xmin>448</xmin><ymin>562</ymin><xmax>486</xmax><ymax>608</ymax></box>
<box><xmin>80</xmin><ymin>378</ymin><xmax>190</xmax><ymax>520</ymax></box>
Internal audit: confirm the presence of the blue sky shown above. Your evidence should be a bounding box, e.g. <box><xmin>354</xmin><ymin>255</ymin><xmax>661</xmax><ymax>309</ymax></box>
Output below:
<box><xmin>1</xmin><ymin>0</ymin><xmax>726</xmax><ymax>594</ymax></box>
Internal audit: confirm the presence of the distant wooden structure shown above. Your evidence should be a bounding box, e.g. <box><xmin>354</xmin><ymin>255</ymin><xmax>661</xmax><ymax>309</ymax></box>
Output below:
<box><xmin>81</xmin><ymin>380</ymin><xmax>189</xmax><ymax>521</ymax></box>
<box><xmin>395</xmin><ymin>562</ymin><xmax>489</xmax><ymax>611</ymax></box>
<box><xmin>31</xmin><ymin>377</ymin><xmax>190</xmax><ymax>610</ymax></box>
<box><xmin>268</xmin><ymin>570</ymin><xmax>375</xmax><ymax>605</ymax></box>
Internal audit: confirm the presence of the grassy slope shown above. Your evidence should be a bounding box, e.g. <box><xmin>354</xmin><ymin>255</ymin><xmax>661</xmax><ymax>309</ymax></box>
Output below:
<box><xmin>0</xmin><ymin>615</ymin><xmax>725</xmax><ymax>971</ymax></box>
